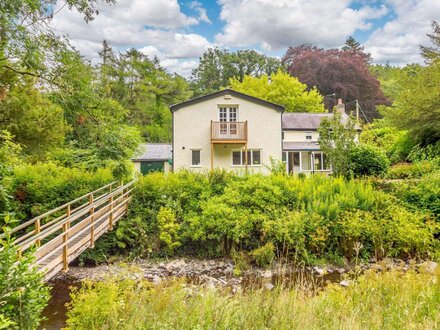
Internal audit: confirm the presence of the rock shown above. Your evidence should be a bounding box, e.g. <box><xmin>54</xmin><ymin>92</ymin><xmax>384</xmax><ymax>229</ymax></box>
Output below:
<box><xmin>152</xmin><ymin>275</ymin><xmax>161</xmax><ymax>284</ymax></box>
<box><xmin>264</xmin><ymin>283</ymin><xmax>275</xmax><ymax>290</ymax></box>
<box><xmin>261</xmin><ymin>270</ymin><xmax>273</xmax><ymax>278</ymax></box>
<box><xmin>313</xmin><ymin>267</ymin><xmax>326</xmax><ymax>276</ymax></box>
<box><xmin>224</xmin><ymin>266</ymin><xmax>234</xmax><ymax>275</ymax></box>
<box><xmin>419</xmin><ymin>261</ymin><xmax>438</xmax><ymax>274</ymax></box>
<box><xmin>340</xmin><ymin>280</ymin><xmax>350</xmax><ymax>287</ymax></box>
<box><xmin>337</xmin><ymin>268</ymin><xmax>346</xmax><ymax>274</ymax></box>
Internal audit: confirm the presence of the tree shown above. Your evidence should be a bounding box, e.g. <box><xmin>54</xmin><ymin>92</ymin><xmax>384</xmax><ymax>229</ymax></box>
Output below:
<box><xmin>191</xmin><ymin>48</ymin><xmax>281</xmax><ymax>95</ymax></box>
<box><xmin>349</xmin><ymin>145</ymin><xmax>389</xmax><ymax>177</ymax></box>
<box><xmin>282</xmin><ymin>45</ymin><xmax>389</xmax><ymax>121</ymax></box>
<box><xmin>229</xmin><ymin>70</ymin><xmax>325</xmax><ymax>112</ymax></box>
<box><xmin>381</xmin><ymin>60</ymin><xmax>440</xmax><ymax>146</ymax></box>
<box><xmin>420</xmin><ymin>21</ymin><xmax>440</xmax><ymax>62</ymax></box>
<box><xmin>318</xmin><ymin>112</ymin><xmax>357</xmax><ymax>177</ymax></box>
<box><xmin>342</xmin><ymin>36</ymin><xmax>363</xmax><ymax>52</ymax></box>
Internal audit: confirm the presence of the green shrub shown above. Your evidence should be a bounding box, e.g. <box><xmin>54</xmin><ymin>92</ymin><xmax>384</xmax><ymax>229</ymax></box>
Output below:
<box><xmin>386</xmin><ymin>161</ymin><xmax>437</xmax><ymax>179</ymax></box>
<box><xmin>115</xmin><ymin>172</ymin><xmax>438</xmax><ymax>264</ymax></box>
<box><xmin>251</xmin><ymin>242</ymin><xmax>275</xmax><ymax>267</ymax></box>
<box><xmin>0</xmin><ymin>217</ymin><xmax>50</xmax><ymax>329</ymax></box>
<box><xmin>10</xmin><ymin>162</ymin><xmax>114</xmax><ymax>221</ymax></box>
<box><xmin>349</xmin><ymin>144</ymin><xmax>389</xmax><ymax>177</ymax></box>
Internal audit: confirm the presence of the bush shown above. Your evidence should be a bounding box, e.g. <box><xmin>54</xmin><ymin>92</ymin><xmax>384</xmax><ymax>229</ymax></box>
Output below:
<box><xmin>251</xmin><ymin>242</ymin><xmax>275</xmax><ymax>267</ymax></box>
<box><xmin>114</xmin><ymin>172</ymin><xmax>438</xmax><ymax>264</ymax></box>
<box><xmin>0</xmin><ymin>217</ymin><xmax>50</xmax><ymax>329</ymax></box>
<box><xmin>349</xmin><ymin>144</ymin><xmax>389</xmax><ymax>177</ymax></box>
<box><xmin>386</xmin><ymin>161</ymin><xmax>437</xmax><ymax>179</ymax></box>
<box><xmin>9</xmin><ymin>162</ymin><xmax>114</xmax><ymax>221</ymax></box>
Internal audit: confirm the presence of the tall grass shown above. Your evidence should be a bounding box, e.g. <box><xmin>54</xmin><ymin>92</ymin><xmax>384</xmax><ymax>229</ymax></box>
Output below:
<box><xmin>66</xmin><ymin>268</ymin><xmax>440</xmax><ymax>329</ymax></box>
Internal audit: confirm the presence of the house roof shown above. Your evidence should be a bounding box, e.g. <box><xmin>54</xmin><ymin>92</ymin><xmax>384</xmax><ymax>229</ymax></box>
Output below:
<box><xmin>283</xmin><ymin>141</ymin><xmax>321</xmax><ymax>151</ymax></box>
<box><xmin>170</xmin><ymin>88</ymin><xmax>285</xmax><ymax>112</ymax></box>
<box><xmin>132</xmin><ymin>143</ymin><xmax>172</xmax><ymax>161</ymax></box>
<box><xmin>282</xmin><ymin>112</ymin><xmax>361</xmax><ymax>130</ymax></box>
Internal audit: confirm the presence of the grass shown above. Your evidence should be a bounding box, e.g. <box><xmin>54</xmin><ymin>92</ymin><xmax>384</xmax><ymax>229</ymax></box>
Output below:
<box><xmin>65</xmin><ymin>267</ymin><xmax>440</xmax><ymax>330</ymax></box>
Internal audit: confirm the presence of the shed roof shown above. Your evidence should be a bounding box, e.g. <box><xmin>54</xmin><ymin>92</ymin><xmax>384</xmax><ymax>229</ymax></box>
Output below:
<box><xmin>170</xmin><ymin>88</ymin><xmax>285</xmax><ymax>112</ymax></box>
<box><xmin>132</xmin><ymin>143</ymin><xmax>172</xmax><ymax>161</ymax></box>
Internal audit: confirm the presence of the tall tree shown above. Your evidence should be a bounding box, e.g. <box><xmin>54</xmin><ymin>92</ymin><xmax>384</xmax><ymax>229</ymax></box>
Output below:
<box><xmin>342</xmin><ymin>36</ymin><xmax>363</xmax><ymax>52</ymax></box>
<box><xmin>282</xmin><ymin>45</ymin><xmax>389</xmax><ymax>121</ymax></box>
<box><xmin>420</xmin><ymin>21</ymin><xmax>440</xmax><ymax>63</ymax></box>
<box><xmin>191</xmin><ymin>47</ymin><xmax>281</xmax><ymax>95</ymax></box>
<box><xmin>230</xmin><ymin>71</ymin><xmax>325</xmax><ymax>113</ymax></box>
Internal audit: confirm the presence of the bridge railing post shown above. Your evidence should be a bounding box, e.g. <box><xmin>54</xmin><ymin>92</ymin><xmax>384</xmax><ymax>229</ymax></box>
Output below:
<box><xmin>89</xmin><ymin>194</ymin><xmax>95</xmax><ymax>248</ymax></box>
<box><xmin>109</xmin><ymin>195</ymin><xmax>114</xmax><ymax>230</ymax></box>
<box><xmin>35</xmin><ymin>219</ymin><xmax>41</xmax><ymax>246</ymax></box>
<box><xmin>62</xmin><ymin>204</ymin><xmax>71</xmax><ymax>272</ymax></box>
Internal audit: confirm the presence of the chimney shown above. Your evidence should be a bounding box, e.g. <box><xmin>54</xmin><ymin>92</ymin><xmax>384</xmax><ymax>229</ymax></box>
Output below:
<box><xmin>334</xmin><ymin>98</ymin><xmax>345</xmax><ymax>114</ymax></box>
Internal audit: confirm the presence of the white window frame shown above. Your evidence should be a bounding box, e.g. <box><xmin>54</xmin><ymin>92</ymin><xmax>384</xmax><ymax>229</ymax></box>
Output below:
<box><xmin>305</xmin><ymin>131</ymin><xmax>313</xmax><ymax>140</ymax></box>
<box><xmin>218</xmin><ymin>105</ymin><xmax>239</xmax><ymax>122</ymax></box>
<box><xmin>231</xmin><ymin>149</ymin><xmax>262</xmax><ymax>167</ymax></box>
<box><xmin>191</xmin><ymin>149</ymin><xmax>201</xmax><ymax>167</ymax></box>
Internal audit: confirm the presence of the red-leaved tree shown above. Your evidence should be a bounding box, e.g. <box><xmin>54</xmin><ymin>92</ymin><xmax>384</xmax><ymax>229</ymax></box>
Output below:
<box><xmin>282</xmin><ymin>45</ymin><xmax>389</xmax><ymax>121</ymax></box>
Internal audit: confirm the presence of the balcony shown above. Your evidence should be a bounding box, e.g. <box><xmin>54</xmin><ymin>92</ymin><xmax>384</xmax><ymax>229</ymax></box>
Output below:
<box><xmin>211</xmin><ymin>121</ymin><xmax>248</xmax><ymax>143</ymax></box>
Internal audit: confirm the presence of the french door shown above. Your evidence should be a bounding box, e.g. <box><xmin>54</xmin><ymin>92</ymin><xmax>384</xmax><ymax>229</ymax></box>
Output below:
<box><xmin>219</xmin><ymin>107</ymin><xmax>237</xmax><ymax>135</ymax></box>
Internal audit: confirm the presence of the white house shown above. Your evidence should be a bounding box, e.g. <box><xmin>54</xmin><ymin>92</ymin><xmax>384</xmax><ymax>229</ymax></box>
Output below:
<box><xmin>133</xmin><ymin>89</ymin><xmax>354</xmax><ymax>175</ymax></box>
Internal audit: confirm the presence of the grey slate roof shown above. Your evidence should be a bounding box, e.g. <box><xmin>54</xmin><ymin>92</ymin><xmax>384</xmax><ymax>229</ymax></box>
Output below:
<box><xmin>132</xmin><ymin>143</ymin><xmax>172</xmax><ymax>161</ymax></box>
<box><xmin>282</xmin><ymin>112</ymin><xmax>360</xmax><ymax>130</ymax></box>
<box><xmin>283</xmin><ymin>142</ymin><xmax>321</xmax><ymax>151</ymax></box>
<box><xmin>170</xmin><ymin>88</ymin><xmax>285</xmax><ymax>112</ymax></box>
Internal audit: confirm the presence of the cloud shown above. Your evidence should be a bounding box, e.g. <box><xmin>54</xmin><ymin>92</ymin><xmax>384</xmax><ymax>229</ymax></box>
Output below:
<box><xmin>364</xmin><ymin>0</ymin><xmax>440</xmax><ymax>65</ymax></box>
<box><xmin>49</xmin><ymin>0</ymin><xmax>212</xmax><ymax>76</ymax></box>
<box><xmin>215</xmin><ymin>0</ymin><xmax>387</xmax><ymax>50</ymax></box>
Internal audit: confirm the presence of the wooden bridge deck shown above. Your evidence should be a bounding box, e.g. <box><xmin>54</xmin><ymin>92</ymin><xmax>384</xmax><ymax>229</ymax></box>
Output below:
<box><xmin>1</xmin><ymin>180</ymin><xmax>135</xmax><ymax>281</ymax></box>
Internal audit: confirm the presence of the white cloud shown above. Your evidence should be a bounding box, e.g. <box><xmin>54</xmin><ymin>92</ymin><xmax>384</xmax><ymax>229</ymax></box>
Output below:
<box><xmin>215</xmin><ymin>0</ymin><xmax>387</xmax><ymax>49</ymax></box>
<box><xmin>365</xmin><ymin>0</ymin><xmax>440</xmax><ymax>65</ymax></box>
<box><xmin>49</xmin><ymin>0</ymin><xmax>212</xmax><ymax>76</ymax></box>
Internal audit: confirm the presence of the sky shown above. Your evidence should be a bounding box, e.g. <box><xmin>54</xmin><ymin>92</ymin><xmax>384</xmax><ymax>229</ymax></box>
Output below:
<box><xmin>50</xmin><ymin>0</ymin><xmax>440</xmax><ymax>76</ymax></box>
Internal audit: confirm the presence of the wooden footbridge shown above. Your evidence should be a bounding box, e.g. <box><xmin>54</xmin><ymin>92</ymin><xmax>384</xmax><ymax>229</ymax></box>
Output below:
<box><xmin>2</xmin><ymin>180</ymin><xmax>135</xmax><ymax>281</ymax></box>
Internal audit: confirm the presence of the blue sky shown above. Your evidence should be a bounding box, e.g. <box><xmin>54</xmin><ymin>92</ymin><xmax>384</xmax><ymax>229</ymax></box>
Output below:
<box><xmin>50</xmin><ymin>0</ymin><xmax>440</xmax><ymax>76</ymax></box>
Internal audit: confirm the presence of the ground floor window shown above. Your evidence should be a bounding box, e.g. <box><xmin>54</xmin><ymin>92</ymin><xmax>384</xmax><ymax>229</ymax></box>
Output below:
<box><xmin>232</xmin><ymin>149</ymin><xmax>261</xmax><ymax>166</ymax></box>
<box><xmin>191</xmin><ymin>149</ymin><xmax>201</xmax><ymax>166</ymax></box>
<box><xmin>285</xmin><ymin>151</ymin><xmax>331</xmax><ymax>173</ymax></box>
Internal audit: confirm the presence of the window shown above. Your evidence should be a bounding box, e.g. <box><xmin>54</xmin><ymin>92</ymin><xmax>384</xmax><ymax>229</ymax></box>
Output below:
<box><xmin>191</xmin><ymin>149</ymin><xmax>201</xmax><ymax>166</ymax></box>
<box><xmin>219</xmin><ymin>106</ymin><xmax>238</xmax><ymax>135</ymax></box>
<box><xmin>232</xmin><ymin>149</ymin><xmax>261</xmax><ymax>166</ymax></box>
<box><xmin>306</xmin><ymin>132</ymin><xmax>313</xmax><ymax>140</ymax></box>
<box><xmin>312</xmin><ymin>152</ymin><xmax>331</xmax><ymax>171</ymax></box>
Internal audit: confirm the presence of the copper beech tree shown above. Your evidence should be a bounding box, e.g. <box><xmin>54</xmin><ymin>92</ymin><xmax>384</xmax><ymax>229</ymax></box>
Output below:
<box><xmin>282</xmin><ymin>44</ymin><xmax>389</xmax><ymax>122</ymax></box>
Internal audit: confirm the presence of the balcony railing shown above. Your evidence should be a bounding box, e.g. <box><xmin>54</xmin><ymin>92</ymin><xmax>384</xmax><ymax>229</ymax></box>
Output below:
<box><xmin>211</xmin><ymin>121</ymin><xmax>248</xmax><ymax>143</ymax></box>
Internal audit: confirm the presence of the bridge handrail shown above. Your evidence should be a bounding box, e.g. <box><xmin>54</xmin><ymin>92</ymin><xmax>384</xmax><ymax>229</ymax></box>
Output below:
<box><xmin>16</xmin><ymin>181</ymin><xmax>135</xmax><ymax>253</ymax></box>
<box><xmin>0</xmin><ymin>181</ymin><xmax>119</xmax><ymax>239</ymax></box>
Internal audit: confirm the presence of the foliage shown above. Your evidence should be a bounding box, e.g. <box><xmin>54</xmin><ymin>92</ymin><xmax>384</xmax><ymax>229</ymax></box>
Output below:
<box><xmin>66</xmin><ymin>269</ymin><xmax>440</xmax><ymax>329</ymax></box>
<box><xmin>191</xmin><ymin>48</ymin><xmax>281</xmax><ymax>95</ymax></box>
<box><xmin>251</xmin><ymin>242</ymin><xmax>275</xmax><ymax>268</ymax></box>
<box><xmin>349</xmin><ymin>144</ymin><xmax>389</xmax><ymax>177</ymax></box>
<box><xmin>9</xmin><ymin>162</ymin><xmax>114</xmax><ymax>221</ymax></box>
<box><xmin>420</xmin><ymin>20</ymin><xmax>440</xmax><ymax>63</ymax></box>
<box><xmin>380</xmin><ymin>60</ymin><xmax>440</xmax><ymax>146</ymax></box>
<box><xmin>230</xmin><ymin>70</ymin><xmax>325</xmax><ymax>113</ymax></box>
<box><xmin>114</xmin><ymin>172</ymin><xmax>438</xmax><ymax>264</ymax></box>
<box><xmin>282</xmin><ymin>44</ymin><xmax>389</xmax><ymax>121</ymax></box>
<box><xmin>0</xmin><ymin>217</ymin><xmax>50</xmax><ymax>330</ymax></box>
<box><xmin>157</xmin><ymin>207</ymin><xmax>181</xmax><ymax>254</ymax></box>
<box><xmin>385</xmin><ymin>161</ymin><xmax>438</xmax><ymax>180</ymax></box>
<box><xmin>318</xmin><ymin>112</ymin><xmax>358</xmax><ymax>177</ymax></box>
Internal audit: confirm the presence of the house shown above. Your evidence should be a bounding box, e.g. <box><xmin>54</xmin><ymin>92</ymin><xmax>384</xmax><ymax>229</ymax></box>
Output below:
<box><xmin>138</xmin><ymin>89</ymin><xmax>354</xmax><ymax>175</ymax></box>
<box><xmin>132</xmin><ymin>143</ymin><xmax>172</xmax><ymax>174</ymax></box>
<box><xmin>171</xmin><ymin>89</ymin><xmax>284</xmax><ymax>174</ymax></box>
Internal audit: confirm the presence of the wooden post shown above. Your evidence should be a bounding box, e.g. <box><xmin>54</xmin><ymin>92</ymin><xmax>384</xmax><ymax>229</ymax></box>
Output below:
<box><xmin>62</xmin><ymin>221</ymin><xmax>69</xmax><ymax>272</ymax></box>
<box><xmin>210</xmin><ymin>143</ymin><xmax>214</xmax><ymax>170</ymax></box>
<box><xmin>35</xmin><ymin>219</ymin><xmax>41</xmax><ymax>246</ymax></box>
<box><xmin>244</xmin><ymin>143</ymin><xmax>248</xmax><ymax>175</ymax></box>
<box><xmin>109</xmin><ymin>195</ymin><xmax>114</xmax><ymax>230</ymax></box>
<box><xmin>89</xmin><ymin>194</ymin><xmax>95</xmax><ymax>248</ymax></box>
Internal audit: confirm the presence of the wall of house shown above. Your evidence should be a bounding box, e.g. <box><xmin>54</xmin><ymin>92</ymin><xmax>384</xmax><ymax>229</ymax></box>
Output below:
<box><xmin>283</xmin><ymin>130</ymin><xmax>320</xmax><ymax>142</ymax></box>
<box><xmin>172</xmin><ymin>94</ymin><xmax>282</xmax><ymax>174</ymax></box>
<box><xmin>132</xmin><ymin>161</ymin><xmax>171</xmax><ymax>174</ymax></box>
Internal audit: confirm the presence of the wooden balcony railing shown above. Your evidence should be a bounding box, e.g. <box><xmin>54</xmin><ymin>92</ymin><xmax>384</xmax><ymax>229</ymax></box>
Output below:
<box><xmin>211</xmin><ymin>121</ymin><xmax>248</xmax><ymax>143</ymax></box>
